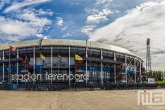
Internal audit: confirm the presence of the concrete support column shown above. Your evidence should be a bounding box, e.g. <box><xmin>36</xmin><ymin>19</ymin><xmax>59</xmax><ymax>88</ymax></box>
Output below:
<box><xmin>114</xmin><ymin>53</ymin><xmax>116</xmax><ymax>84</ymax></box>
<box><xmin>134</xmin><ymin>58</ymin><xmax>136</xmax><ymax>84</ymax></box>
<box><xmin>85</xmin><ymin>40</ymin><xmax>88</xmax><ymax>86</ymax></box>
<box><xmin>51</xmin><ymin>46</ymin><xmax>53</xmax><ymax>84</ymax></box>
<box><xmin>69</xmin><ymin>46</ymin><xmax>71</xmax><ymax>87</ymax></box>
<box><xmin>85</xmin><ymin>61</ymin><xmax>88</xmax><ymax>86</ymax></box>
<box><xmin>101</xmin><ymin>49</ymin><xmax>103</xmax><ymax>86</ymax></box>
<box><xmin>125</xmin><ymin>55</ymin><xmax>127</xmax><ymax>85</ymax></box>
<box><xmin>140</xmin><ymin>60</ymin><xmax>142</xmax><ymax>84</ymax></box>
<box><xmin>2</xmin><ymin>50</ymin><xmax>4</xmax><ymax>83</ymax></box>
<box><xmin>33</xmin><ymin>47</ymin><xmax>35</xmax><ymax>84</ymax></box>
<box><xmin>17</xmin><ymin>49</ymin><xmax>19</xmax><ymax>84</ymax></box>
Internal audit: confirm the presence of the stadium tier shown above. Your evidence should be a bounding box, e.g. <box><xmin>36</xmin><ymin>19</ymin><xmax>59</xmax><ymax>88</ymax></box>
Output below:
<box><xmin>0</xmin><ymin>39</ymin><xmax>143</xmax><ymax>88</ymax></box>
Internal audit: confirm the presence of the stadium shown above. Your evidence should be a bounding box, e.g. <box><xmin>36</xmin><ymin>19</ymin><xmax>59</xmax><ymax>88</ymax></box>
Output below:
<box><xmin>0</xmin><ymin>39</ymin><xmax>144</xmax><ymax>90</ymax></box>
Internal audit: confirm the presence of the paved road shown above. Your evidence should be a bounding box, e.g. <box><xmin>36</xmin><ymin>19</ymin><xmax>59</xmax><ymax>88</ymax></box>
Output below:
<box><xmin>0</xmin><ymin>90</ymin><xmax>157</xmax><ymax>110</ymax></box>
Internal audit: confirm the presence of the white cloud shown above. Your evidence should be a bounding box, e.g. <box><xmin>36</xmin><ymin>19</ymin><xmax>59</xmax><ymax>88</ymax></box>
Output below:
<box><xmin>81</xmin><ymin>25</ymin><xmax>96</xmax><ymax>35</ymax></box>
<box><xmin>0</xmin><ymin>0</ymin><xmax>52</xmax><ymax>43</ymax></box>
<box><xmin>95</xmin><ymin>0</ymin><xmax>113</xmax><ymax>5</ymax></box>
<box><xmin>87</xmin><ymin>15</ymin><xmax>107</xmax><ymax>24</ymax></box>
<box><xmin>85</xmin><ymin>9</ymin><xmax>99</xmax><ymax>14</ymax></box>
<box><xmin>0</xmin><ymin>8</ymin><xmax>51</xmax><ymax>42</ymax></box>
<box><xmin>62</xmin><ymin>32</ymin><xmax>71</xmax><ymax>38</ymax></box>
<box><xmin>89</xmin><ymin>1</ymin><xmax>165</xmax><ymax>70</ymax></box>
<box><xmin>87</xmin><ymin>9</ymin><xmax>113</xmax><ymax>24</ymax></box>
<box><xmin>37</xmin><ymin>9</ymin><xmax>53</xmax><ymax>16</ymax></box>
<box><xmin>0</xmin><ymin>17</ymin><xmax>36</xmax><ymax>36</ymax></box>
<box><xmin>18</xmin><ymin>10</ymin><xmax>37</xmax><ymax>21</ymax></box>
<box><xmin>61</xmin><ymin>26</ymin><xmax>68</xmax><ymax>31</ymax></box>
<box><xmin>36</xmin><ymin>34</ymin><xmax>48</xmax><ymax>39</ymax></box>
<box><xmin>18</xmin><ymin>9</ymin><xmax>51</xmax><ymax>26</ymax></box>
<box><xmin>56</xmin><ymin>17</ymin><xmax>64</xmax><ymax>26</ymax></box>
<box><xmin>0</xmin><ymin>0</ymin><xmax>10</xmax><ymax>10</ymax></box>
<box><xmin>4</xmin><ymin>0</ymin><xmax>50</xmax><ymax>13</ymax></box>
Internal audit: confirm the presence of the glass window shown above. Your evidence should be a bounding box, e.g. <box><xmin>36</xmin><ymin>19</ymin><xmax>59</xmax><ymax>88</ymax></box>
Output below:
<box><xmin>77</xmin><ymin>47</ymin><xmax>85</xmax><ymax>50</ymax></box>
<box><xmin>53</xmin><ymin>46</ymin><xmax>60</xmax><ymax>49</ymax></box>
<box><xmin>60</xmin><ymin>47</ymin><xmax>68</xmax><ymax>49</ymax></box>
<box><xmin>70</xmin><ymin>47</ymin><xmax>77</xmax><ymax>50</ymax></box>
<box><xmin>0</xmin><ymin>51</ymin><xmax>3</xmax><ymax>57</ymax></box>
<box><xmin>42</xmin><ymin>46</ymin><xmax>51</xmax><ymax>49</ymax></box>
<box><xmin>18</xmin><ymin>48</ymin><xmax>26</xmax><ymax>51</ymax></box>
<box><xmin>108</xmin><ymin>51</ymin><xmax>113</xmax><ymax>54</ymax></box>
<box><xmin>102</xmin><ymin>50</ymin><xmax>107</xmax><ymax>53</ymax></box>
<box><xmin>93</xmin><ymin>49</ymin><xmax>100</xmax><ymax>52</ymax></box>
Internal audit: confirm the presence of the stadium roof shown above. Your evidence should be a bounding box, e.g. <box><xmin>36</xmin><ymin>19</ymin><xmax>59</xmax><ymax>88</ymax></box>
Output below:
<box><xmin>0</xmin><ymin>39</ymin><xmax>142</xmax><ymax>61</ymax></box>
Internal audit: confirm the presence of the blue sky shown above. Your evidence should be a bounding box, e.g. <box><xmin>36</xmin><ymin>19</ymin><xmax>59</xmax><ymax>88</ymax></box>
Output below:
<box><xmin>0</xmin><ymin>0</ymin><xmax>154</xmax><ymax>42</ymax></box>
<box><xmin>0</xmin><ymin>0</ymin><xmax>165</xmax><ymax>70</ymax></box>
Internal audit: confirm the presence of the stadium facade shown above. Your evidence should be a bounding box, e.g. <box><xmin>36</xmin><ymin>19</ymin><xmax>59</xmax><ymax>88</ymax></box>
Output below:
<box><xmin>0</xmin><ymin>39</ymin><xmax>143</xmax><ymax>88</ymax></box>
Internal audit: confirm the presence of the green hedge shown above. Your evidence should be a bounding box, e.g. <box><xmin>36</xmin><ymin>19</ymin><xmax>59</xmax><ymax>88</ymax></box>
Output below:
<box><xmin>156</xmin><ymin>81</ymin><xmax>165</xmax><ymax>85</ymax></box>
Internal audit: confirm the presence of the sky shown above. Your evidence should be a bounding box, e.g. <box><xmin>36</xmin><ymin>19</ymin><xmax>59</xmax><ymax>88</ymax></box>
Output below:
<box><xmin>0</xmin><ymin>0</ymin><xmax>165</xmax><ymax>70</ymax></box>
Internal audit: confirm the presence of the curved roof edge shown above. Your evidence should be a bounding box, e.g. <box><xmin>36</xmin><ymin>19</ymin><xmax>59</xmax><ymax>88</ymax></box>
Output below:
<box><xmin>0</xmin><ymin>39</ymin><xmax>143</xmax><ymax>61</ymax></box>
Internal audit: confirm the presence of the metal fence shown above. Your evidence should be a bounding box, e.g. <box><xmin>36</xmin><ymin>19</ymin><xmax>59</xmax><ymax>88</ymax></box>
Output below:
<box><xmin>0</xmin><ymin>83</ymin><xmax>164</xmax><ymax>91</ymax></box>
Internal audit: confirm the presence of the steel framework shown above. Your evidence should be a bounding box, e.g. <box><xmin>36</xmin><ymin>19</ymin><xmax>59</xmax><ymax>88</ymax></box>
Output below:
<box><xmin>146</xmin><ymin>38</ymin><xmax>151</xmax><ymax>73</ymax></box>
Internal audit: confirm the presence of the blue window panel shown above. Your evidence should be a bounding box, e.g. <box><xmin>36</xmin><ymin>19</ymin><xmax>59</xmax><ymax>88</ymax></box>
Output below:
<box><xmin>35</xmin><ymin>65</ymin><xmax>42</xmax><ymax>70</ymax></box>
<box><xmin>127</xmin><ymin>70</ymin><xmax>135</xmax><ymax>74</ymax></box>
